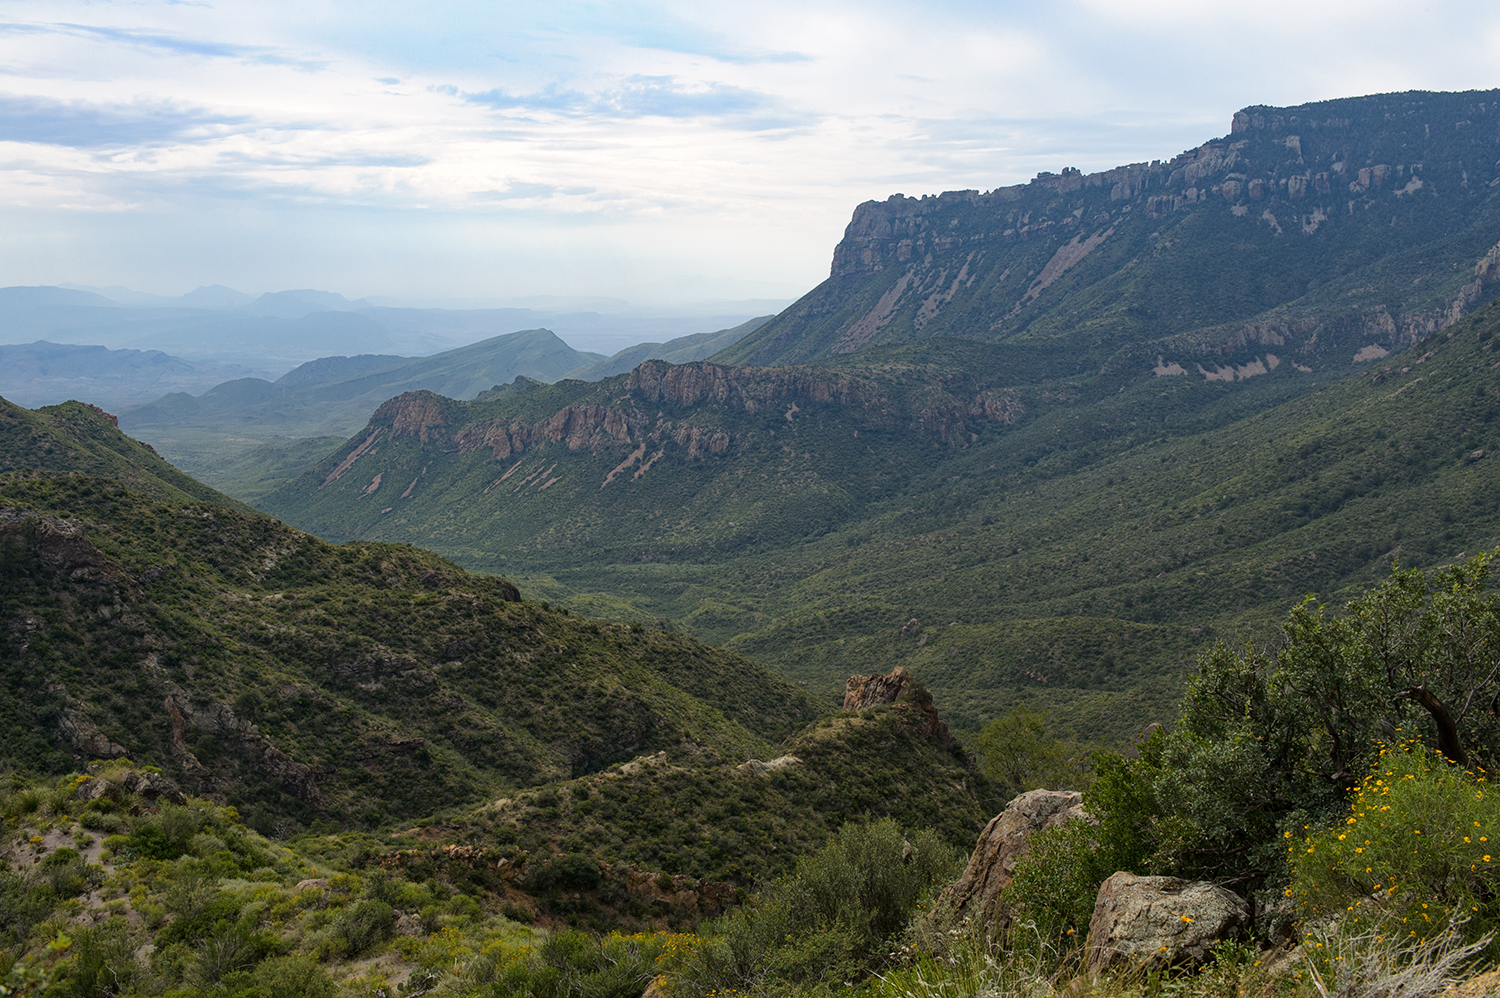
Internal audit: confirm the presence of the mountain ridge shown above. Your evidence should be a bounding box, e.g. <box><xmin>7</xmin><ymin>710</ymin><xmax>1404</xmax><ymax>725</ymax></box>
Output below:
<box><xmin>717</xmin><ymin>89</ymin><xmax>1500</xmax><ymax>370</ymax></box>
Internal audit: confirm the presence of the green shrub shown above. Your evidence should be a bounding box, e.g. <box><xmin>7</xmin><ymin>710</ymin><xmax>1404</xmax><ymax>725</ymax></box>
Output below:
<box><xmin>678</xmin><ymin>818</ymin><xmax>961</xmax><ymax>994</ymax></box>
<box><xmin>1291</xmin><ymin>739</ymin><xmax>1500</xmax><ymax>945</ymax></box>
<box><xmin>326</xmin><ymin>898</ymin><xmax>394</xmax><ymax>958</ymax></box>
<box><xmin>248</xmin><ymin>953</ymin><xmax>337</xmax><ymax>998</ymax></box>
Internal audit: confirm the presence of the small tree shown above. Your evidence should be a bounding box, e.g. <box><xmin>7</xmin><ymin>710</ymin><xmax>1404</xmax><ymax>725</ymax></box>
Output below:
<box><xmin>1031</xmin><ymin>551</ymin><xmax>1500</xmax><ymax>904</ymax></box>
<box><xmin>974</xmin><ymin>704</ymin><xmax>1089</xmax><ymax>801</ymax></box>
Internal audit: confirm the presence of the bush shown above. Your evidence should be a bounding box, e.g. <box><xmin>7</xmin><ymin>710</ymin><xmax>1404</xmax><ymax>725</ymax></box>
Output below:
<box><xmin>678</xmin><ymin>818</ymin><xmax>961</xmax><ymax>994</ymax></box>
<box><xmin>326</xmin><ymin>898</ymin><xmax>394</xmax><ymax>958</ymax></box>
<box><xmin>1291</xmin><ymin>739</ymin><xmax>1500</xmax><ymax>945</ymax></box>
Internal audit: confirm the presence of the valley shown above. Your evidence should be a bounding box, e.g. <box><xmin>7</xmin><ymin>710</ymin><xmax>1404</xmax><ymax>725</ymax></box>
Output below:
<box><xmin>4</xmin><ymin>86</ymin><xmax>1500</xmax><ymax>998</ymax></box>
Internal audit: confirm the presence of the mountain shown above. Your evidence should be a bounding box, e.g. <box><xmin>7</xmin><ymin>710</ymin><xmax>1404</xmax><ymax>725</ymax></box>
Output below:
<box><xmin>564</xmin><ymin>315</ymin><xmax>775</xmax><ymax>380</ymax></box>
<box><xmin>0</xmin><ymin>396</ymin><xmax>825</xmax><ymax>838</ymax></box>
<box><xmin>257</xmin><ymin>293</ymin><xmax>1500</xmax><ymax>739</ymax></box>
<box><xmin>718</xmin><ymin>90</ymin><xmax>1500</xmax><ymax>371</ymax></box>
<box><xmin>0</xmin><ymin>341</ymin><xmax>270</xmax><ymax>409</ymax></box>
<box><xmin>116</xmin><ymin>328</ymin><xmax>605</xmax><ymax>494</ymax></box>
<box><xmin>243</xmin><ymin>288</ymin><xmax>375</xmax><ymax>318</ymax></box>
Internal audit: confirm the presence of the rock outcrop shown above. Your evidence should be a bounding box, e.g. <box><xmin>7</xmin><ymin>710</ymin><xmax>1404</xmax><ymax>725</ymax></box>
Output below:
<box><xmin>934</xmin><ymin>789</ymin><xmax>1089</xmax><ymax>931</ymax></box>
<box><xmin>842</xmin><ymin>666</ymin><xmax>952</xmax><ymax>742</ymax></box>
<box><xmin>1085</xmin><ymin>872</ymin><xmax>1250</xmax><ymax>972</ymax></box>
<box><xmin>0</xmin><ymin>511</ymin><xmax>123</xmax><ymax>583</ymax></box>
<box><xmin>734</xmin><ymin>755</ymin><xmax>802</xmax><ymax>777</ymax></box>
<box><xmin>844</xmin><ymin>666</ymin><xmax>913</xmax><ymax>711</ymax></box>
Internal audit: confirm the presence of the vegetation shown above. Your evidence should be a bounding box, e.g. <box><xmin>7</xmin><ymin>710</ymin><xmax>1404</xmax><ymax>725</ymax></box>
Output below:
<box><xmin>0</xmin><ymin>407</ymin><xmax>828</xmax><ymax>834</ymax></box>
<box><xmin>256</xmin><ymin>296</ymin><xmax>1500</xmax><ymax>747</ymax></box>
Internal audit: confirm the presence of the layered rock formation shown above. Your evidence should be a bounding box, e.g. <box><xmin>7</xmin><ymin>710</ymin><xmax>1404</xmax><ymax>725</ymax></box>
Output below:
<box><xmin>717</xmin><ymin>90</ymin><xmax>1500</xmax><ymax>371</ymax></box>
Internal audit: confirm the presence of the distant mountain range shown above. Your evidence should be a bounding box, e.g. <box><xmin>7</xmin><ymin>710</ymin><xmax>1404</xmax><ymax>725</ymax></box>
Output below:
<box><xmin>0</xmin><ymin>340</ymin><xmax>271</xmax><ymax>409</ymax></box>
<box><xmin>0</xmin><ymin>283</ymin><xmax>791</xmax><ymax>369</ymax></box>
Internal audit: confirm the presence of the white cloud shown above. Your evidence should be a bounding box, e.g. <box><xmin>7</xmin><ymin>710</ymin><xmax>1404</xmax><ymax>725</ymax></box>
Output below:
<box><xmin>0</xmin><ymin>0</ymin><xmax>1496</xmax><ymax>301</ymax></box>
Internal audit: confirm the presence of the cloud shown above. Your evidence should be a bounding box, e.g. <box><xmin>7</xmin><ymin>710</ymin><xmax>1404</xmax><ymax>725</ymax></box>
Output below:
<box><xmin>0</xmin><ymin>93</ymin><xmax>251</xmax><ymax>148</ymax></box>
<box><xmin>458</xmin><ymin>75</ymin><xmax>785</xmax><ymax>122</ymax></box>
<box><xmin>0</xmin><ymin>20</ymin><xmax>327</xmax><ymax>70</ymax></box>
<box><xmin>474</xmin><ymin>182</ymin><xmax>598</xmax><ymax>202</ymax></box>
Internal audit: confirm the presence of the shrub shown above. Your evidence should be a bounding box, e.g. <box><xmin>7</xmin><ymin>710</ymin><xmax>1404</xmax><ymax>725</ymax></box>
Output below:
<box><xmin>327</xmin><ymin>898</ymin><xmax>394</xmax><ymax>958</ymax></box>
<box><xmin>678</xmin><ymin>819</ymin><xmax>961</xmax><ymax>994</ymax></box>
<box><xmin>1291</xmin><ymin>739</ymin><xmax>1500</xmax><ymax>945</ymax></box>
<box><xmin>249</xmin><ymin>953</ymin><xmax>338</xmax><ymax>998</ymax></box>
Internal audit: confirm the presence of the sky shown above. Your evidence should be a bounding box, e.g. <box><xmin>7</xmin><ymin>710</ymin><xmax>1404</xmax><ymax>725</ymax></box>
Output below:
<box><xmin>2</xmin><ymin>0</ymin><xmax>1498</xmax><ymax>306</ymax></box>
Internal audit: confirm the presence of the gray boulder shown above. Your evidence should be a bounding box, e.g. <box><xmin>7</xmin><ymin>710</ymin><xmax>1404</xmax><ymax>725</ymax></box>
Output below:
<box><xmin>934</xmin><ymin>789</ymin><xmax>1089</xmax><ymax>931</ymax></box>
<box><xmin>1085</xmin><ymin>872</ymin><xmax>1250</xmax><ymax>972</ymax></box>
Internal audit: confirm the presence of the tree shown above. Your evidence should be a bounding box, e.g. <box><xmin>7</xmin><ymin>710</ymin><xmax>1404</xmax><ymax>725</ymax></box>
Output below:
<box><xmin>1078</xmin><ymin>550</ymin><xmax>1500</xmax><ymax>899</ymax></box>
<box><xmin>974</xmin><ymin>704</ymin><xmax>1087</xmax><ymax>800</ymax></box>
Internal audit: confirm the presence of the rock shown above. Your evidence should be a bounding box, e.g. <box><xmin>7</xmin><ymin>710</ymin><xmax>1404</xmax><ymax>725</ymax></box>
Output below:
<box><xmin>294</xmin><ymin>878</ymin><xmax>330</xmax><ymax>892</ymax></box>
<box><xmin>844</xmin><ymin>666</ymin><xmax>912</xmax><ymax>711</ymax></box>
<box><xmin>842</xmin><ymin>666</ymin><xmax>954</xmax><ymax>743</ymax></box>
<box><xmin>734</xmin><ymin>755</ymin><xmax>802</xmax><ymax>777</ymax></box>
<box><xmin>76</xmin><ymin>769</ymin><xmax>186</xmax><ymax>806</ymax></box>
<box><xmin>934</xmin><ymin>789</ymin><xmax>1088</xmax><ymax>931</ymax></box>
<box><xmin>1085</xmin><ymin>872</ymin><xmax>1250</xmax><ymax>972</ymax></box>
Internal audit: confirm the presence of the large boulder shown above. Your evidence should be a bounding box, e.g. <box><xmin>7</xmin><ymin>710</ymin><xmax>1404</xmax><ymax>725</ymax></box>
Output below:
<box><xmin>1085</xmin><ymin>872</ymin><xmax>1250</xmax><ymax>972</ymax></box>
<box><xmin>933</xmin><ymin>789</ymin><xmax>1088</xmax><ymax>930</ymax></box>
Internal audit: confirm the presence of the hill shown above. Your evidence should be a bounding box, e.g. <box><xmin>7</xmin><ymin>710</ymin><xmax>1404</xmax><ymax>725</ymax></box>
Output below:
<box><xmin>115</xmin><ymin>329</ymin><xmax>605</xmax><ymax>497</ymax></box>
<box><xmin>563</xmin><ymin>315</ymin><xmax>774</xmax><ymax>381</ymax></box>
<box><xmin>0</xmin><ymin>400</ymin><xmax>831</xmax><ymax>840</ymax></box>
<box><xmin>0</xmin><ymin>341</ymin><xmax>267</xmax><ymax>410</ymax></box>
<box><xmin>258</xmin><ymin>295</ymin><xmax>1500</xmax><ymax>739</ymax></box>
<box><xmin>0</xmin><ymin>396</ymin><xmax>239</xmax><ymax>508</ymax></box>
<box><xmin>718</xmin><ymin>90</ymin><xmax>1500</xmax><ymax>371</ymax></box>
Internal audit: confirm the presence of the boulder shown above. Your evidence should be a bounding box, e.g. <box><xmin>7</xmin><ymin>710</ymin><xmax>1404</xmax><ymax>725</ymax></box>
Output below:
<box><xmin>934</xmin><ymin>789</ymin><xmax>1088</xmax><ymax>930</ymax></box>
<box><xmin>734</xmin><ymin>755</ymin><xmax>802</xmax><ymax>777</ymax></box>
<box><xmin>1085</xmin><ymin>872</ymin><xmax>1249</xmax><ymax>972</ymax></box>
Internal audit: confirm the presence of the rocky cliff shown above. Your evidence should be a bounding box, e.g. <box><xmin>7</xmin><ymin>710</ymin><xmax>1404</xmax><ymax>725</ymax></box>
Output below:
<box><xmin>717</xmin><ymin>90</ymin><xmax>1500</xmax><ymax>372</ymax></box>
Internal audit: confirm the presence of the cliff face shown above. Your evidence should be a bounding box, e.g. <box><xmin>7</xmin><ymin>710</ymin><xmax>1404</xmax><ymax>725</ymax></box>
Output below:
<box><xmin>717</xmin><ymin>90</ymin><xmax>1500</xmax><ymax>371</ymax></box>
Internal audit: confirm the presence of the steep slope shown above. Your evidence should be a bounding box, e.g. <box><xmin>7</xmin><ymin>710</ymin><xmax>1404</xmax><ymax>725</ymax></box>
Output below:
<box><xmin>260</xmin><ymin>301</ymin><xmax>1500</xmax><ymax>738</ymax></box>
<box><xmin>0</xmin><ymin>406</ymin><xmax>820</xmax><ymax>837</ymax></box>
<box><xmin>719</xmin><ymin>90</ymin><xmax>1500</xmax><ymax>371</ymax></box>
<box><xmin>0</xmin><ymin>396</ymin><xmax>240</xmax><ymax>508</ymax></box>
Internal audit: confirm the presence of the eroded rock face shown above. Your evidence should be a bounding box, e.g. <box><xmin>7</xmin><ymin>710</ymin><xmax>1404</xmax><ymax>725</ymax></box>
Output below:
<box><xmin>844</xmin><ymin>666</ymin><xmax>912</xmax><ymax>711</ymax></box>
<box><xmin>1085</xmin><ymin>872</ymin><xmax>1250</xmax><ymax>972</ymax></box>
<box><xmin>842</xmin><ymin>666</ymin><xmax>953</xmax><ymax>743</ymax></box>
<box><xmin>934</xmin><ymin>789</ymin><xmax>1088</xmax><ymax>930</ymax></box>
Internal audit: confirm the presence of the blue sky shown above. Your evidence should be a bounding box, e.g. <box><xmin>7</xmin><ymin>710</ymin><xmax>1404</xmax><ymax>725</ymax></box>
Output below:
<box><xmin>1</xmin><ymin>0</ymin><xmax>1497</xmax><ymax>304</ymax></box>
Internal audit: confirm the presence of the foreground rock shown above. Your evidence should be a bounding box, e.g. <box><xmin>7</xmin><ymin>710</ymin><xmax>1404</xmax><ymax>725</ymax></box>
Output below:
<box><xmin>1085</xmin><ymin>872</ymin><xmax>1250</xmax><ymax>972</ymax></box>
<box><xmin>933</xmin><ymin>789</ymin><xmax>1089</xmax><ymax>931</ymax></box>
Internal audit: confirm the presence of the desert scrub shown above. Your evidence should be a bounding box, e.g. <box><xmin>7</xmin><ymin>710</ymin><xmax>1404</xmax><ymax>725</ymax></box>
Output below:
<box><xmin>675</xmin><ymin>819</ymin><xmax>961</xmax><ymax>995</ymax></box>
<box><xmin>1291</xmin><ymin>739</ymin><xmax>1500</xmax><ymax>946</ymax></box>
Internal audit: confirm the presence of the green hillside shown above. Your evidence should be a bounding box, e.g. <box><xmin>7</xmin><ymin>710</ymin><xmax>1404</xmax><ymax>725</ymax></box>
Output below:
<box><xmin>258</xmin><ymin>300</ymin><xmax>1500</xmax><ymax>739</ymax></box>
<box><xmin>0</xmin><ymin>397</ymin><xmax>239</xmax><ymax>509</ymax></box>
<box><xmin>719</xmin><ymin>90</ymin><xmax>1500</xmax><ymax>370</ymax></box>
<box><xmin>1</xmin><ymin>398</ymin><xmax>834</xmax><ymax>838</ymax></box>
